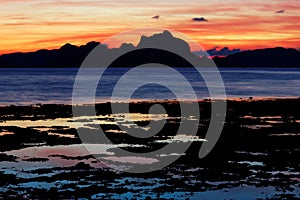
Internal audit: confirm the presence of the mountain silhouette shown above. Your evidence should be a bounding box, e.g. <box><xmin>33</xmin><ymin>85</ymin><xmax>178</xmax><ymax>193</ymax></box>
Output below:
<box><xmin>213</xmin><ymin>47</ymin><xmax>300</xmax><ymax>67</ymax></box>
<box><xmin>0</xmin><ymin>41</ymin><xmax>100</xmax><ymax>68</ymax></box>
<box><xmin>0</xmin><ymin>31</ymin><xmax>299</xmax><ymax>68</ymax></box>
<box><xmin>105</xmin><ymin>30</ymin><xmax>210</xmax><ymax>68</ymax></box>
<box><xmin>0</xmin><ymin>31</ymin><xmax>208</xmax><ymax>68</ymax></box>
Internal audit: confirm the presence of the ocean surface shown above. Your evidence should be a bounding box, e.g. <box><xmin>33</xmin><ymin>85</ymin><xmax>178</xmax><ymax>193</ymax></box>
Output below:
<box><xmin>0</xmin><ymin>68</ymin><xmax>300</xmax><ymax>105</ymax></box>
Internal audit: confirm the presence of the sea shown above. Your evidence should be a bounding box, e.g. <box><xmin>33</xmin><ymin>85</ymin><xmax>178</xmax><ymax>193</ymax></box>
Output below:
<box><xmin>0</xmin><ymin>67</ymin><xmax>300</xmax><ymax>105</ymax></box>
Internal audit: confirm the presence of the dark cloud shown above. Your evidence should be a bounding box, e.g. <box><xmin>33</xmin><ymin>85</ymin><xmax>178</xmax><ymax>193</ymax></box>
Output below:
<box><xmin>192</xmin><ymin>17</ymin><xmax>208</xmax><ymax>22</ymax></box>
<box><xmin>152</xmin><ymin>15</ymin><xmax>159</xmax><ymax>19</ymax></box>
<box><xmin>275</xmin><ymin>9</ymin><xmax>285</xmax><ymax>14</ymax></box>
<box><xmin>193</xmin><ymin>47</ymin><xmax>241</xmax><ymax>57</ymax></box>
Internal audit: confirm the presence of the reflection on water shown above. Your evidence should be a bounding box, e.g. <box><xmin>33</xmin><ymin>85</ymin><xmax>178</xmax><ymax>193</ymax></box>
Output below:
<box><xmin>0</xmin><ymin>131</ymin><xmax>14</xmax><ymax>136</ymax></box>
<box><xmin>0</xmin><ymin>101</ymin><xmax>299</xmax><ymax>199</ymax></box>
<box><xmin>0</xmin><ymin>113</ymin><xmax>168</xmax><ymax>130</ymax></box>
<box><xmin>155</xmin><ymin>135</ymin><xmax>207</xmax><ymax>143</ymax></box>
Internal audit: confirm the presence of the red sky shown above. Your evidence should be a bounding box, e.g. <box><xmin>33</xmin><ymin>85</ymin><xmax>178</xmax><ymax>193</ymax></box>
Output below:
<box><xmin>0</xmin><ymin>0</ymin><xmax>299</xmax><ymax>55</ymax></box>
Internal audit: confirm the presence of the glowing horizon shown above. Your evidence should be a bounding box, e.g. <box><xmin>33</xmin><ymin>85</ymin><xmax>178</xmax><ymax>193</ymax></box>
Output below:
<box><xmin>0</xmin><ymin>0</ymin><xmax>299</xmax><ymax>55</ymax></box>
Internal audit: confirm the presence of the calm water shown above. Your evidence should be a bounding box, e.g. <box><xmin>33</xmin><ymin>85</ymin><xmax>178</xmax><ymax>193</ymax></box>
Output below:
<box><xmin>0</xmin><ymin>68</ymin><xmax>300</xmax><ymax>105</ymax></box>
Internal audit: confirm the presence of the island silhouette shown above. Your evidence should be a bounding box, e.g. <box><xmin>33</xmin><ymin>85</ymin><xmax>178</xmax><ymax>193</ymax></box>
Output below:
<box><xmin>0</xmin><ymin>30</ymin><xmax>299</xmax><ymax>68</ymax></box>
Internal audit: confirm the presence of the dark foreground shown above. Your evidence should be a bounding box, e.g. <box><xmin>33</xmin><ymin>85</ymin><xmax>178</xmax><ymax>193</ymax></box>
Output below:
<box><xmin>0</xmin><ymin>98</ymin><xmax>299</xmax><ymax>199</ymax></box>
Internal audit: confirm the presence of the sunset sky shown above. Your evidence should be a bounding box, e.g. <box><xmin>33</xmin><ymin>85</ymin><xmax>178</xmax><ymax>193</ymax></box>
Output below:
<box><xmin>0</xmin><ymin>0</ymin><xmax>299</xmax><ymax>55</ymax></box>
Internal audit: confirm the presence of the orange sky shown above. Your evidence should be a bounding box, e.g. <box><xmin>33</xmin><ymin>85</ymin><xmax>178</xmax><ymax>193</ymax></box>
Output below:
<box><xmin>0</xmin><ymin>0</ymin><xmax>299</xmax><ymax>55</ymax></box>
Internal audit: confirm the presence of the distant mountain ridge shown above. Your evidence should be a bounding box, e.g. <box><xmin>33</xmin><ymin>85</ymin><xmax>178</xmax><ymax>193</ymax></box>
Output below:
<box><xmin>214</xmin><ymin>47</ymin><xmax>300</xmax><ymax>67</ymax></box>
<box><xmin>0</xmin><ymin>31</ymin><xmax>299</xmax><ymax>68</ymax></box>
<box><xmin>0</xmin><ymin>41</ymin><xmax>100</xmax><ymax>68</ymax></box>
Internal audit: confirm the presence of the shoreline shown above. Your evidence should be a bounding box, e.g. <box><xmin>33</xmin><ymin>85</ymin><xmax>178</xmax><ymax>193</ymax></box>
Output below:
<box><xmin>1</xmin><ymin>96</ymin><xmax>300</xmax><ymax>108</ymax></box>
<box><xmin>0</xmin><ymin>95</ymin><xmax>299</xmax><ymax>199</ymax></box>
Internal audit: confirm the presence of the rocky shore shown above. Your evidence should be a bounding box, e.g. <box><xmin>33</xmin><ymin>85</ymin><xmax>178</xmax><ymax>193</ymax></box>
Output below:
<box><xmin>0</xmin><ymin>98</ymin><xmax>299</xmax><ymax>199</ymax></box>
